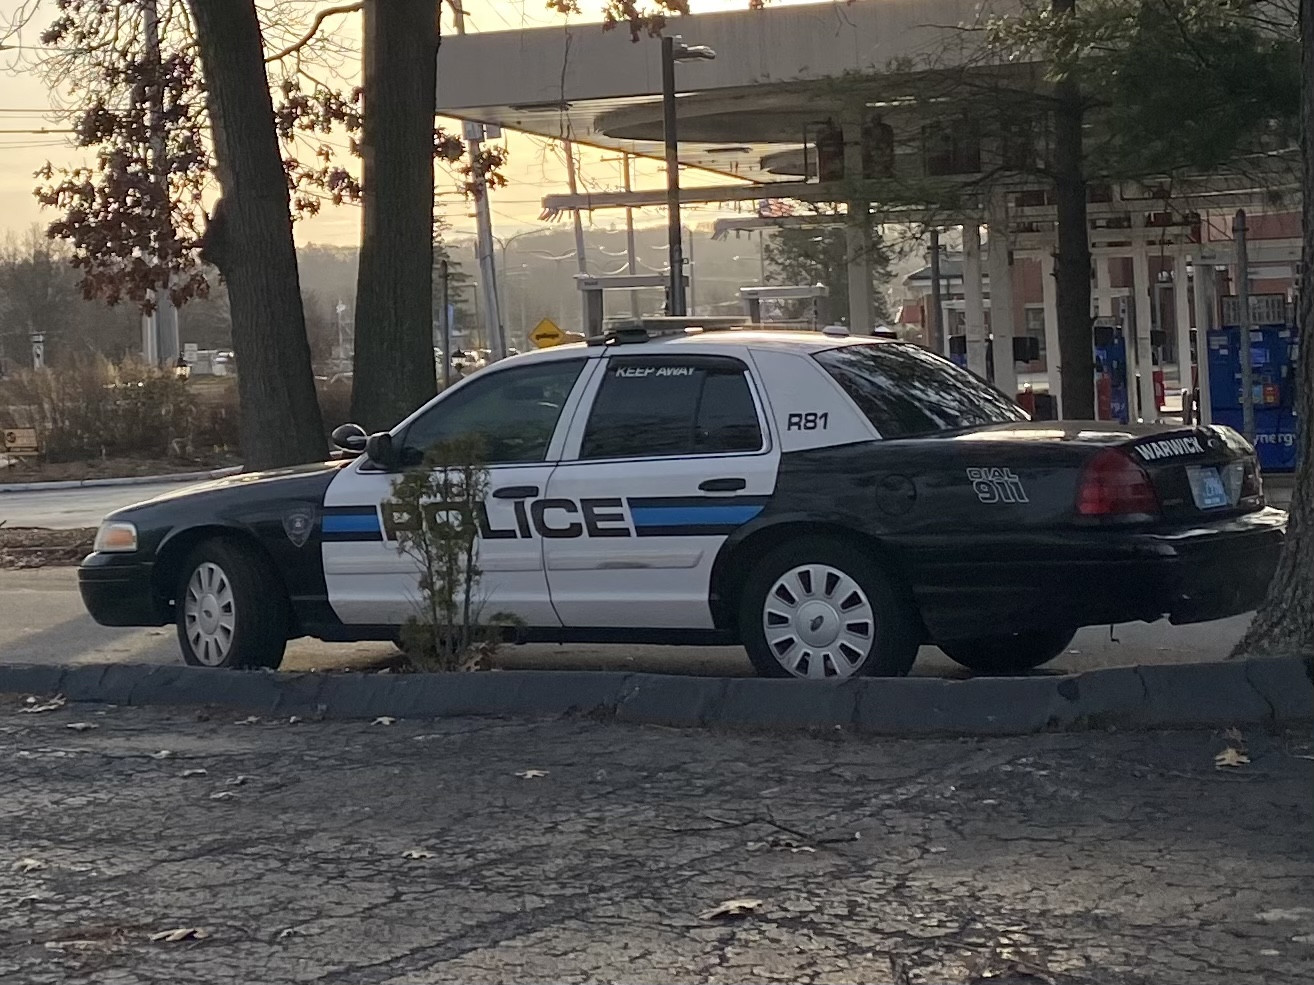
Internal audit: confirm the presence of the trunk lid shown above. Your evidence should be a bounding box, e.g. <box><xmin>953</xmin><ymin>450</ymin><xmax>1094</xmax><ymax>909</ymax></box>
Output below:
<box><xmin>1118</xmin><ymin>425</ymin><xmax>1264</xmax><ymax>521</ymax></box>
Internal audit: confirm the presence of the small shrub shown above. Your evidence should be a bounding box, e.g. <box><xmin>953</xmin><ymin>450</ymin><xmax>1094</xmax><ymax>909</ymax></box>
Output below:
<box><xmin>387</xmin><ymin>437</ymin><xmax>517</xmax><ymax>671</ymax></box>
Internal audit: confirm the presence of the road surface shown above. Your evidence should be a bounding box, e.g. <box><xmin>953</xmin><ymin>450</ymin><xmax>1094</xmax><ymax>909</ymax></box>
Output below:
<box><xmin>1</xmin><ymin>703</ymin><xmax>1310</xmax><ymax>985</ymax></box>
<box><xmin>0</xmin><ymin>481</ymin><xmax>194</xmax><ymax>530</ymax></box>
<box><xmin>0</xmin><ymin>567</ymin><xmax>1257</xmax><ymax>676</ymax></box>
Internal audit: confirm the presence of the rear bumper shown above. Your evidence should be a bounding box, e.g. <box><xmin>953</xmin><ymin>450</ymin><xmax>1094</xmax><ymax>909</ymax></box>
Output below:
<box><xmin>906</xmin><ymin>508</ymin><xmax>1287</xmax><ymax>640</ymax></box>
<box><xmin>77</xmin><ymin>553</ymin><xmax>167</xmax><ymax>627</ymax></box>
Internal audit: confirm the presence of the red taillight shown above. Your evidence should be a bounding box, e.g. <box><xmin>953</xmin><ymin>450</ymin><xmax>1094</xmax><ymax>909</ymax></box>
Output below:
<box><xmin>1076</xmin><ymin>449</ymin><xmax>1160</xmax><ymax>517</ymax></box>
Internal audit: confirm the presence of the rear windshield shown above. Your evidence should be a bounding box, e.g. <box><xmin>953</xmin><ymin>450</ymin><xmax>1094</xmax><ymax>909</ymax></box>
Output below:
<box><xmin>814</xmin><ymin>341</ymin><xmax>1027</xmax><ymax>438</ymax></box>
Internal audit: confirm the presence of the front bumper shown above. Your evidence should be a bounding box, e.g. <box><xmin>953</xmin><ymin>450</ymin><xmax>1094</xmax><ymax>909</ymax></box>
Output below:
<box><xmin>905</xmin><ymin>507</ymin><xmax>1287</xmax><ymax>640</ymax></box>
<box><xmin>78</xmin><ymin>553</ymin><xmax>167</xmax><ymax>627</ymax></box>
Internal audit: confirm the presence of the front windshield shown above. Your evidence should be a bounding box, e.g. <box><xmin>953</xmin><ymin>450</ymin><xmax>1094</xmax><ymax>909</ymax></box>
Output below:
<box><xmin>814</xmin><ymin>341</ymin><xmax>1028</xmax><ymax>438</ymax></box>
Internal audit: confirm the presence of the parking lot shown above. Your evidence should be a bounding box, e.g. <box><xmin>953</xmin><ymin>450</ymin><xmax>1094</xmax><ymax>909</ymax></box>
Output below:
<box><xmin>2</xmin><ymin>704</ymin><xmax>1311</xmax><ymax>985</ymax></box>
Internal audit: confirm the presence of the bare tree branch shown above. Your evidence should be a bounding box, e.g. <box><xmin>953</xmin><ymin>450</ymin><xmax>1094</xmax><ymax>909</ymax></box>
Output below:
<box><xmin>264</xmin><ymin>2</ymin><xmax>362</xmax><ymax>63</ymax></box>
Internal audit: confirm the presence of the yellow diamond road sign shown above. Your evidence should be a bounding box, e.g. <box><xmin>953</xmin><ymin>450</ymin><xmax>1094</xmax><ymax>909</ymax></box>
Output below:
<box><xmin>530</xmin><ymin>318</ymin><xmax>566</xmax><ymax>348</ymax></box>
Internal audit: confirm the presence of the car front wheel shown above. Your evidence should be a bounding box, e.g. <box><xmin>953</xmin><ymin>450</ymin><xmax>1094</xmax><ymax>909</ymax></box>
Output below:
<box><xmin>175</xmin><ymin>539</ymin><xmax>288</xmax><ymax>670</ymax></box>
<box><xmin>938</xmin><ymin>626</ymin><xmax>1077</xmax><ymax>675</ymax></box>
<box><xmin>739</xmin><ymin>537</ymin><xmax>920</xmax><ymax>680</ymax></box>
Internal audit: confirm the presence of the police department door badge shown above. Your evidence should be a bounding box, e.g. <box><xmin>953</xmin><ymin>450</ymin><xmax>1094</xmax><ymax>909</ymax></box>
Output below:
<box><xmin>283</xmin><ymin>507</ymin><xmax>316</xmax><ymax>548</ymax></box>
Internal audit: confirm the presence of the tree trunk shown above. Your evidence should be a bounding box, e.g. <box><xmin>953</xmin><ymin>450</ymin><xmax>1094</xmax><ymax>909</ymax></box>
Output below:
<box><xmin>1234</xmin><ymin>0</ymin><xmax>1314</xmax><ymax>657</ymax></box>
<box><xmin>1051</xmin><ymin>0</ymin><xmax>1095</xmax><ymax>420</ymax></box>
<box><xmin>350</xmin><ymin>0</ymin><xmax>439</xmax><ymax>432</ymax></box>
<box><xmin>186</xmin><ymin>0</ymin><xmax>326</xmax><ymax>469</ymax></box>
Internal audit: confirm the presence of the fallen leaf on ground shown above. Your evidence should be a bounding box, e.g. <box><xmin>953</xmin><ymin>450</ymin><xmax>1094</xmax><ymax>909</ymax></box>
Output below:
<box><xmin>181</xmin><ymin>769</ymin><xmax>208</xmax><ymax>778</ymax></box>
<box><xmin>12</xmin><ymin>857</ymin><xmax>46</xmax><ymax>873</ymax></box>
<box><xmin>1215</xmin><ymin>747</ymin><xmax>1250</xmax><ymax>769</ymax></box>
<box><xmin>1257</xmin><ymin>907</ymin><xmax>1314</xmax><ymax>922</ymax></box>
<box><xmin>401</xmin><ymin>849</ymin><xmax>435</xmax><ymax>860</ymax></box>
<box><xmin>149</xmin><ymin>927</ymin><xmax>210</xmax><ymax>943</ymax></box>
<box><xmin>699</xmin><ymin>898</ymin><xmax>763</xmax><ymax>921</ymax></box>
<box><xmin>514</xmin><ymin>769</ymin><xmax>549</xmax><ymax>779</ymax></box>
<box><xmin>372</xmin><ymin>716</ymin><xmax>396</xmax><ymax>726</ymax></box>
<box><xmin>19</xmin><ymin>695</ymin><xmax>66</xmax><ymax>714</ymax></box>
<box><xmin>65</xmin><ymin>722</ymin><xmax>97</xmax><ymax>732</ymax></box>
<box><xmin>150</xmin><ymin>750</ymin><xmax>175</xmax><ymax>760</ymax></box>
<box><xmin>209</xmin><ymin>791</ymin><xmax>236</xmax><ymax>802</ymax></box>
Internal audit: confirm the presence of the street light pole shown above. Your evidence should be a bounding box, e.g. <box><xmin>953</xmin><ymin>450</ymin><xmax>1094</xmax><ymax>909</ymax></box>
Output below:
<box><xmin>661</xmin><ymin>35</ymin><xmax>715</xmax><ymax>318</ymax></box>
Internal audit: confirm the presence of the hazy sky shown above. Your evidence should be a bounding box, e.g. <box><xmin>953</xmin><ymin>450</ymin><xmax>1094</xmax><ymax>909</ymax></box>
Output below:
<box><xmin>0</xmin><ymin>0</ymin><xmax>776</xmax><ymax>247</ymax></box>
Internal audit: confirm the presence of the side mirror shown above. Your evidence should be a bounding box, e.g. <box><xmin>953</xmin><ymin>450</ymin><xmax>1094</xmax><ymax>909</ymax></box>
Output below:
<box><xmin>364</xmin><ymin>431</ymin><xmax>401</xmax><ymax>471</ymax></box>
<box><xmin>330</xmin><ymin>423</ymin><xmax>368</xmax><ymax>454</ymax></box>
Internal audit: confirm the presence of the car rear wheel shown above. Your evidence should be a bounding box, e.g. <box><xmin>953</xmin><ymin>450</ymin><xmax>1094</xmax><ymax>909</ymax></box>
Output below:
<box><xmin>175</xmin><ymin>539</ymin><xmax>288</xmax><ymax>670</ymax></box>
<box><xmin>938</xmin><ymin>626</ymin><xmax>1076</xmax><ymax>675</ymax></box>
<box><xmin>739</xmin><ymin>538</ymin><xmax>919</xmax><ymax>680</ymax></box>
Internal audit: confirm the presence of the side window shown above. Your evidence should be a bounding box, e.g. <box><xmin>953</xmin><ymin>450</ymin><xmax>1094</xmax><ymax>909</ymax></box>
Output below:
<box><xmin>401</xmin><ymin>359</ymin><xmax>585</xmax><ymax>465</ymax></box>
<box><xmin>579</xmin><ymin>358</ymin><xmax>763</xmax><ymax>460</ymax></box>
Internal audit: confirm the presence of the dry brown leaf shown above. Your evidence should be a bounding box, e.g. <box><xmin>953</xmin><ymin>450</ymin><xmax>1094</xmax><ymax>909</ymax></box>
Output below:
<box><xmin>149</xmin><ymin>927</ymin><xmax>210</xmax><ymax>943</ymax></box>
<box><xmin>65</xmin><ymin>722</ymin><xmax>97</xmax><ymax>732</ymax></box>
<box><xmin>515</xmin><ymin>769</ymin><xmax>549</xmax><ymax>779</ymax></box>
<box><xmin>1215</xmin><ymin>747</ymin><xmax>1250</xmax><ymax>769</ymax></box>
<box><xmin>699</xmin><ymin>898</ymin><xmax>763</xmax><ymax>921</ymax></box>
<box><xmin>19</xmin><ymin>694</ymin><xmax>66</xmax><ymax>714</ymax></box>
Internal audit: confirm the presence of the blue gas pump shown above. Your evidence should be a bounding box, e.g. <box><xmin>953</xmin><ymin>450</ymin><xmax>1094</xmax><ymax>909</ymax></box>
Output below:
<box><xmin>1093</xmin><ymin>320</ymin><xmax>1130</xmax><ymax>424</ymax></box>
<box><xmin>1207</xmin><ymin>294</ymin><xmax>1299</xmax><ymax>472</ymax></box>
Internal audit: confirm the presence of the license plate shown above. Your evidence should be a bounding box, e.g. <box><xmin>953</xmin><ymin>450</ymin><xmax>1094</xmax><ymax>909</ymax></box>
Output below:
<box><xmin>1187</xmin><ymin>466</ymin><xmax>1230</xmax><ymax>510</ymax></box>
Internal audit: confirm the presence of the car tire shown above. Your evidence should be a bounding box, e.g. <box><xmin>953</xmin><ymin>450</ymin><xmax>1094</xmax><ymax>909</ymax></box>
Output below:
<box><xmin>175</xmin><ymin>539</ymin><xmax>288</xmax><ymax>670</ymax></box>
<box><xmin>938</xmin><ymin>627</ymin><xmax>1077</xmax><ymax>675</ymax></box>
<box><xmin>739</xmin><ymin>537</ymin><xmax>920</xmax><ymax>680</ymax></box>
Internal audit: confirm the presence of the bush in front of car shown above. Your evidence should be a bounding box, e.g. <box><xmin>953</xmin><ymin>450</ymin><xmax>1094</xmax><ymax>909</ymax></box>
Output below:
<box><xmin>387</xmin><ymin>437</ymin><xmax>518</xmax><ymax>671</ymax></box>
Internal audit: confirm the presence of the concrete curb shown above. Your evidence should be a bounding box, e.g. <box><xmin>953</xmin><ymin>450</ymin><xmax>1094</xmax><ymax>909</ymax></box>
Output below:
<box><xmin>0</xmin><ymin>466</ymin><xmax>241</xmax><ymax>494</ymax></box>
<box><xmin>2</xmin><ymin>656</ymin><xmax>1311</xmax><ymax>735</ymax></box>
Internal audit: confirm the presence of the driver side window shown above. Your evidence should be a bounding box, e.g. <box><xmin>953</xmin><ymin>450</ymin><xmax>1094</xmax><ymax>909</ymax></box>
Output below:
<box><xmin>401</xmin><ymin>359</ymin><xmax>585</xmax><ymax>465</ymax></box>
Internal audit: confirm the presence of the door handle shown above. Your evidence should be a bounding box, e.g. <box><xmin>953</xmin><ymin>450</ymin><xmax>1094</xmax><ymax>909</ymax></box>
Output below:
<box><xmin>492</xmin><ymin>485</ymin><xmax>540</xmax><ymax>499</ymax></box>
<box><xmin>698</xmin><ymin>477</ymin><xmax>747</xmax><ymax>493</ymax></box>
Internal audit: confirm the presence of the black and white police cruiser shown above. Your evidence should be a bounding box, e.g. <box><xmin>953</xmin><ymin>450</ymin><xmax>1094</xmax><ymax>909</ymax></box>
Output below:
<box><xmin>79</xmin><ymin>320</ymin><xmax>1286</xmax><ymax>679</ymax></box>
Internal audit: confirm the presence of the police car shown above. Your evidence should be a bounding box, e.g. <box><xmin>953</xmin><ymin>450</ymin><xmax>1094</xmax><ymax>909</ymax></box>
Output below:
<box><xmin>78</xmin><ymin>321</ymin><xmax>1286</xmax><ymax>679</ymax></box>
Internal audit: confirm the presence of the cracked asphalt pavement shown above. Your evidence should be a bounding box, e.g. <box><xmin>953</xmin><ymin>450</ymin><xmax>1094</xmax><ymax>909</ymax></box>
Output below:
<box><xmin>2</xmin><ymin>702</ymin><xmax>1312</xmax><ymax>985</ymax></box>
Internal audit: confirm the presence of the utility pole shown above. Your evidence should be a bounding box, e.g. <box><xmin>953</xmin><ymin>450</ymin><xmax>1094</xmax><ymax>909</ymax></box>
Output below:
<box><xmin>661</xmin><ymin>35</ymin><xmax>685</xmax><ymax>317</ymax></box>
<box><xmin>141</xmin><ymin>0</ymin><xmax>179</xmax><ymax>368</ymax></box>
<box><xmin>1234</xmin><ymin>209</ymin><xmax>1256</xmax><ymax>441</ymax></box>
<box><xmin>451</xmin><ymin>3</ymin><xmax>505</xmax><ymax>361</ymax></box>
<box><xmin>439</xmin><ymin>259</ymin><xmax>451</xmax><ymax>388</ymax></box>
<box><xmin>928</xmin><ymin>228</ymin><xmax>944</xmax><ymax>355</ymax></box>
<box><xmin>623</xmin><ymin>152</ymin><xmax>640</xmax><ymax>317</ymax></box>
<box><xmin>563</xmin><ymin>140</ymin><xmax>590</xmax><ymax>331</ymax></box>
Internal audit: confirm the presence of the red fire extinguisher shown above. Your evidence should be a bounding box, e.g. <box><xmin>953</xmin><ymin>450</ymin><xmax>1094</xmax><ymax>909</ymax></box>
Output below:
<box><xmin>1096</xmin><ymin>369</ymin><xmax>1113</xmax><ymax>421</ymax></box>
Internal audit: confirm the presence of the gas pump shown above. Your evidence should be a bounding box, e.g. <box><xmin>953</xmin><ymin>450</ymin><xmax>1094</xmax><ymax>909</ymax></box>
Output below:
<box><xmin>1207</xmin><ymin>294</ymin><xmax>1299</xmax><ymax>472</ymax></box>
<box><xmin>1093</xmin><ymin>318</ymin><xmax>1130</xmax><ymax>424</ymax></box>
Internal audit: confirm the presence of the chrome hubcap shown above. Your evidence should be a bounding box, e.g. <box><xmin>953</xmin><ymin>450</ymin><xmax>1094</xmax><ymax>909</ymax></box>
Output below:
<box><xmin>763</xmin><ymin>563</ymin><xmax>875</xmax><ymax>679</ymax></box>
<box><xmin>183</xmin><ymin>562</ymin><xmax>236</xmax><ymax>666</ymax></box>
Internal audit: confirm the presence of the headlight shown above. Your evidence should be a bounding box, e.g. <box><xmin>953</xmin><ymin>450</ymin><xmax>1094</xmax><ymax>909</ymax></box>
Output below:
<box><xmin>94</xmin><ymin>521</ymin><xmax>139</xmax><ymax>554</ymax></box>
